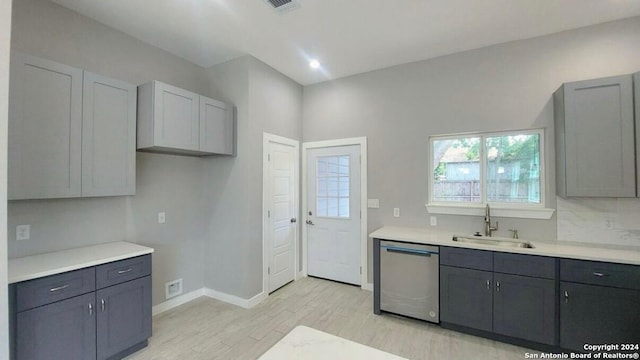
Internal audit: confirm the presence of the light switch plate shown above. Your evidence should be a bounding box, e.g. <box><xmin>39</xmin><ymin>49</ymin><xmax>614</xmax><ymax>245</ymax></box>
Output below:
<box><xmin>367</xmin><ymin>199</ymin><xmax>380</xmax><ymax>208</ymax></box>
<box><xmin>16</xmin><ymin>225</ymin><xmax>30</xmax><ymax>241</ymax></box>
<box><xmin>430</xmin><ymin>216</ymin><xmax>437</xmax><ymax>226</ymax></box>
<box><xmin>158</xmin><ymin>212</ymin><xmax>166</xmax><ymax>224</ymax></box>
<box><xmin>393</xmin><ymin>208</ymin><xmax>400</xmax><ymax>217</ymax></box>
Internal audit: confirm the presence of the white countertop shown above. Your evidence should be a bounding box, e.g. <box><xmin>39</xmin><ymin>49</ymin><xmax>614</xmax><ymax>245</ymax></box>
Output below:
<box><xmin>258</xmin><ymin>326</ymin><xmax>406</xmax><ymax>360</ymax></box>
<box><xmin>369</xmin><ymin>226</ymin><xmax>640</xmax><ymax>265</ymax></box>
<box><xmin>8</xmin><ymin>241</ymin><xmax>154</xmax><ymax>284</ymax></box>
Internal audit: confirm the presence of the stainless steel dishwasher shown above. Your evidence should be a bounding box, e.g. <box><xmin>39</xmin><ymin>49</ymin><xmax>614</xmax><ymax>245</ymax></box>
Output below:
<box><xmin>380</xmin><ymin>240</ymin><xmax>439</xmax><ymax>323</ymax></box>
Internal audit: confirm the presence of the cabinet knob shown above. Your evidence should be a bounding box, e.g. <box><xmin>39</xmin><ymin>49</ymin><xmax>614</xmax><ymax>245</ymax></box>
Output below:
<box><xmin>88</xmin><ymin>303</ymin><xmax>93</xmax><ymax>316</ymax></box>
<box><xmin>496</xmin><ymin>281</ymin><xmax>500</xmax><ymax>292</ymax></box>
<box><xmin>564</xmin><ymin>290</ymin><xmax>569</xmax><ymax>304</ymax></box>
<box><xmin>486</xmin><ymin>280</ymin><xmax>491</xmax><ymax>290</ymax></box>
<box><xmin>101</xmin><ymin>299</ymin><xmax>106</xmax><ymax>312</ymax></box>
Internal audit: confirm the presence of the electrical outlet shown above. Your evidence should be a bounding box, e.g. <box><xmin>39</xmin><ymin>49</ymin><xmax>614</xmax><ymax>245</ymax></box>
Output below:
<box><xmin>165</xmin><ymin>279</ymin><xmax>183</xmax><ymax>299</ymax></box>
<box><xmin>158</xmin><ymin>212</ymin><xmax>166</xmax><ymax>224</ymax></box>
<box><xmin>604</xmin><ymin>218</ymin><xmax>614</xmax><ymax>230</ymax></box>
<box><xmin>393</xmin><ymin>208</ymin><xmax>400</xmax><ymax>217</ymax></box>
<box><xmin>430</xmin><ymin>216</ymin><xmax>437</xmax><ymax>226</ymax></box>
<box><xmin>16</xmin><ymin>225</ymin><xmax>30</xmax><ymax>241</ymax></box>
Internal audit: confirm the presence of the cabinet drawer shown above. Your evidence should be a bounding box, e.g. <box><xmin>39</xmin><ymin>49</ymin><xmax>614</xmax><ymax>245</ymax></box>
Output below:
<box><xmin>16</xmin><ymin>267</ymin><xmax>95</xmax><ymax>312</ymax></box>
<box><xmin>494</xmin><ymin>253</ymin><xmax>557</xmax><ymax>279</ymax></box>
<box><xmin>560</xmin><ymin>259</ymin><xmax>640</xmax><ymax>290</ymax></box>
<box><xmin>96</xmin><ymin>255</ymin><xmax>151</xmax><ymax>289</ymax></box>
<box><xmin>440</xmin><ymin>247</ymin><xmax>492</xmax><ymax>271</ymax></box>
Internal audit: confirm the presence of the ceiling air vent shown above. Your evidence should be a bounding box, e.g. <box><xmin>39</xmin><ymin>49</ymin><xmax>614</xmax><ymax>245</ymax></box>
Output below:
<box><xmin>264</xmin><ymin>0</ymin><xmax>300</xmax><ymax>13</ymax></box>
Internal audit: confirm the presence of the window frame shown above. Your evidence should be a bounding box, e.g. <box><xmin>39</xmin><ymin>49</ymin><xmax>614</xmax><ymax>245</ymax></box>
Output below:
<box><xmin>428</xmin><ymin>128</ymin><xmax>547</xmax><ymax>213</ymax></box>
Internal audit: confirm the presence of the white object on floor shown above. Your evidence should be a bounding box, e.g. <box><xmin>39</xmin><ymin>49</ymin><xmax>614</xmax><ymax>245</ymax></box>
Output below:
<box><xmin>258</xmin><ymin>325</ymin><xmax>407</xmax><ymax>360</ymax></box>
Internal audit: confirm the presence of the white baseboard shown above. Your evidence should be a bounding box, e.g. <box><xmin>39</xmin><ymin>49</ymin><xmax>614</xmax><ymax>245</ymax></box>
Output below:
<box><xmin>152</xmin><ymin>288</ymin><xmax>205</xmax><ymax>316</ymax></box>
<box><xmin>361</xmin><ymin>282</ymin><xmax>373</xmax><ymax>291</ymax></box>
<box><xmin>204</xmin><ymin>288</ymin><xmax>267</xmax><ymax>309</ymax></box>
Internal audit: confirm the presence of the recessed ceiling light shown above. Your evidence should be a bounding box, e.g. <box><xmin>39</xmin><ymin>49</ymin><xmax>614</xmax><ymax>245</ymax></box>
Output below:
<box><xmin>309</xmin><ymin>59</ymin><xmax>320</xmax><ymax>69</ymax></box>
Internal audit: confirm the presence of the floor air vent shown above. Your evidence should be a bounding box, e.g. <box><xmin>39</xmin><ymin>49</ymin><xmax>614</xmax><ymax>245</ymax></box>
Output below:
<box><xmin>264</xmin><ymin>0</ymin><xmax>300</xmax><ymax>13</ymax></box>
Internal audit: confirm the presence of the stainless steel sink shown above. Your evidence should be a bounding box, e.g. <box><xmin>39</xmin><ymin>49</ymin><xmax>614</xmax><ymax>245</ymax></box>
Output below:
<box><xmin>452</xmin><ymin>235</ymin><xmax>535</xmax><ymax>249</ymax></box>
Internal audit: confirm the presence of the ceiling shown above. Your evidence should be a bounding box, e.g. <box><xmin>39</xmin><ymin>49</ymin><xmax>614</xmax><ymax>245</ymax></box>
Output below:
<box><xmin>51</xmin><ymin>0</ymin><xmax>640</xmax><ymax>85</ymax></box>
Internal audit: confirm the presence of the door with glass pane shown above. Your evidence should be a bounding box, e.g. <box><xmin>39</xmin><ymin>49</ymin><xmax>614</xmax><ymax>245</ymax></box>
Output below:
<box><xmin>306</xmin><ymin>145</ymin><xmax>361</xmax><ymax>285</ymax></box>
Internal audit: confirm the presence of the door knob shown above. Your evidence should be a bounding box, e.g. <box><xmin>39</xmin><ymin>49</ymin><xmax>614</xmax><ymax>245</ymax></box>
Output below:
<box><xmin>306</xmin><ymin>220</ymin><xmax>315</xmax><ymax>225</ymax></box>
<box><xmin>290</xmin><ymin>218</ymin><xmax>297</xmax><ymax>223</ymax></box>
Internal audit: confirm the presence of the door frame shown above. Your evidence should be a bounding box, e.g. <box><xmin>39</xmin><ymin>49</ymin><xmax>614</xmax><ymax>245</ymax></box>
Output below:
<box><xmin>262</xmin><ymin>133</ymin><xmax>300</xmax><ymax>295</ymax></box>
<box><xmin>302</xmin><ymin>137</ymin><xmax>369</xmax><ymax>289</ymax></box>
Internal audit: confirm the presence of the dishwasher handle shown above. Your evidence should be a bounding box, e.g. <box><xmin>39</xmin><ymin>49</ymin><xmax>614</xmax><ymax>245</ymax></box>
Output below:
<box><xmin>381</xmin><ymin>245</ymin><xmax>438</xmax><ymax>257</ymax></box>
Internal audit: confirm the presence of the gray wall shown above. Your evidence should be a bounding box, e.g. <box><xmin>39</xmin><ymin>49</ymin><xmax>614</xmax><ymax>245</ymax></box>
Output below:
<box><xmin>303</xmin><ymin>16</ymin><xmax>640</xmax><ymax>282</ymax></box>
<box><xmin>1</xmin><ymin>0</ymin><xmax>11</xmax><ymax>357</ymax></box>
<box><xmin>204</xmin><ymin>56</ymin><xmax>303</xmax><ymax>299</ymax></box>
<box><xmin>7</xmin><ymin>0</ymin><xmax>210</xmax><ymax>305</ymax></box>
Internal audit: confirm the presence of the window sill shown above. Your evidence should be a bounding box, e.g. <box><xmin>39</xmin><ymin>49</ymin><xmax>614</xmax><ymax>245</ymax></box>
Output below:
<box><xmin>425</xmin><ymin>204</ymin><xmax>555</xmax><ymax>220</ymax></box>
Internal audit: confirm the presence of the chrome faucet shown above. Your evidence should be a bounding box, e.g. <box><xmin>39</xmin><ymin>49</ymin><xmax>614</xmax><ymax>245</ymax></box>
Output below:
<box><xmin>484</xmin><ymin>204</ymin><xmax>498</xmax><ymax>237</ymax></box>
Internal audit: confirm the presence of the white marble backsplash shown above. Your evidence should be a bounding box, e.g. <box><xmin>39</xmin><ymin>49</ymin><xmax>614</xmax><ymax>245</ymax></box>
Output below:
<box><xmin>557</xmin><ymin>197</ymin><xmax>640</xmax><ymax>247</ymax></box>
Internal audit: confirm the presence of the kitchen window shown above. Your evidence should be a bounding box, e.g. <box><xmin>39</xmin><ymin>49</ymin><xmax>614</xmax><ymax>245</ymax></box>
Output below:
<box><xmin>427</xmin><ymin>129</ymin><xmax>554</xmax><ymax>219</ymax></box>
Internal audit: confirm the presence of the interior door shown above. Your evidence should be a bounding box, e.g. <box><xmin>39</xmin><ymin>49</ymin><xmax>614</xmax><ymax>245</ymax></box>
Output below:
<box><xmin>267</xmin><ymin>140</ymin><xmax>298</xmax><ymax>293</ymax></box>
<box><xmin>306</xmin><ymin>145</ymin><xmax>361</xmax><ymax>285</ymax></box>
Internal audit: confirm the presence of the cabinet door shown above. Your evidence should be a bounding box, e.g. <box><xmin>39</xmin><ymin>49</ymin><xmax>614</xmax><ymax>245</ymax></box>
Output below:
<box><xmin>200</xmin><ymin>95</ymin><xmax>234</xmax><ymax>155</ymax></box>
<box><xmin>560</xmin><ymin>282</ymin><xmax>640</xmax><ymax>351</ymax></box>
<box><xmin>440</xmin><ymin>265</ymin><xmax>493</xmax><ymax>332</ymax></box>
<box><xmin>16</xmin><ymin>292</ymin><xmax>96</xmax><ymax>360</ymax></box>
<box><xmin>493</xmin><ymin>273</ymin><xmax>557</xmax><ymax>345</ymax></box>
<box><xmin>82</xmin><ymin>72</ymin><xmax>136</xmax><ymax>197</ymax></box>
<box><xmin>8</xmin><ymin>52</ymin><xmax>82</xmax><ymax>199</ymax></box>
<box><xmin>153</xmin><ymin>81</ymin><xmax>199</xmax><ymax>151</ymax></box>
<box><xmin>563</xmin><ymin>75</ymin><xmax>635</xmax><ymax>197</ymax></box>
<box><xmin>96</xmin><ymin>276</ymin><xmax>151</xmax><ymax>360</ymax></box>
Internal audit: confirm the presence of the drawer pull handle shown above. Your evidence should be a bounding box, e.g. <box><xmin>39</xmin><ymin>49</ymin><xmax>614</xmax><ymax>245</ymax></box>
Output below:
<box><xmin>117</xmin><ymin>268</ymin><xmax>133</xmax><ymax>274</ymax></box>
<box><xmin>592</xmin><ymin>272</ymin><xmax>608</xmax><ymax>277</ymax></box>
<box><xmin>49</xmin><ymin>284</ymin><xmax>69</xmax><ymax>292</ymax></box>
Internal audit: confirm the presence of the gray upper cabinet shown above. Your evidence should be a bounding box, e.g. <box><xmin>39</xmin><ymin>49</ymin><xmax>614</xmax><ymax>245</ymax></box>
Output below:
<box><xmin>200</xmin><ymin>95</ymin><xmax>234</xmax><ymax>155</ymax></box>
<box><xmin>82</xmin><ymin>72</ymin><xmax>136</xmax><ymax>197</ymax></box>
<box><xmin>137</xmin><ymin>81</ymin><xmax>200</xmax><ymax>153</ymax></box>
<box><xmin>137</xmin><ymin>80</ymin><xmax>235</xmax><ymax>156</ymax></box>
<box><xmin>9</xmin><ymin>52</ymin><xmax>83</xmax><ymax>200</ymax></box>
<box><xmin>8</xmin><ymin>53</ymin><xmax>137</xmax><ymax>200</ymax></box>
<box><xmin>554</xmin><ymin>74</ymin><xmax>636</xmax><ymax>197</ymax></box>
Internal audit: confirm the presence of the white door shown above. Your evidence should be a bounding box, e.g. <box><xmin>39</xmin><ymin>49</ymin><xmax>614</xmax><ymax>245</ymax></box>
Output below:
<box><xmin>267</xmin><ymin>140</ymin><xmax>298</xmax><ymax>293</ymax></box>
<box><xmin>306</xmin><ymin>145</ymin><xmax>361</xmax><ymax>285</ymax></box>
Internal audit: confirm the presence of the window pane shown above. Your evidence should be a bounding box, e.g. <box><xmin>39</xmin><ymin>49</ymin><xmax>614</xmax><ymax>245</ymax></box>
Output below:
<box><xmin>316</xmin><ymin>155</ymin><xmax>350</xmax><ymax>218</ymax></box>
<box><xmin>432</xmin><ymin>137</ymin><xmax>481</xmax><ymax>202</ymax></box>
<box><xmin>339</xmin><ymin>198</ymin><xmax>350</xmax><ymax>217</ymax></box>
<box><xmin>317</xmin><ymin>197</ymin><xmax>328</xmax><ymax>217</ymax></box>
<box><xmin>485</xmin><ymin>134</ymin><xmax>540</xmax><ymax>204</ymax></box>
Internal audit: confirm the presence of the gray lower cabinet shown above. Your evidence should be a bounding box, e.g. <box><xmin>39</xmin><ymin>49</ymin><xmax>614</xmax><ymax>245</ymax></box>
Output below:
<box><xmin>493</xmin><ymin>273</ymin><xmax>556</xmax><ymax>345</ymax></box>
<box><xmin>96</xmin><ymin>276</ymin><xmax>152</xmax><ymax>360</ymax></box>
<box><xmin>560</xmin><ymin>282</ymin><xmax>640</xmax><ymax>352</ymax></box>
<box><xmin>440</xmin><ymin>265</ymin><xmax>492</xmax><ymax>332</ymax></box>
<box><xmin>17</xmin><ymin>292</ymin><xmax>96</xmax><ymax>360</ymax></box>
<box><xmin>11</xmin><ymin>255</ymin><xmax>152</xmax><ymax>360</ymax></box>
<box><xmin>559</xmin><ymin>259</ymin><xmax>640</xmax><ymax>352</ymax></box>
<box><xmin>439</xmin><ymin>247</ymin><xmax>558</xmax><ymax>346</ymax></box>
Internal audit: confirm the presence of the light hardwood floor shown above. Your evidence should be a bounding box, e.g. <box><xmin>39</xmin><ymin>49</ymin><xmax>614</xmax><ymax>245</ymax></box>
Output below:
<box><xmin>126</xmin><ymin>277</ymin><xmax>532</xmax><ymax>360</ymax></box>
